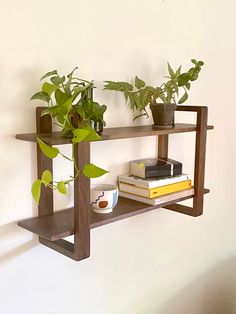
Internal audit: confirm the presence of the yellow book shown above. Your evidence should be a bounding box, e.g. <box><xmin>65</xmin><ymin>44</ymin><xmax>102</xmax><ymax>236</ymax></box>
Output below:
<box><xmin>119</xmin><ymin>180</ymin><xmax>192</xmax><ymax>199</ymax></box>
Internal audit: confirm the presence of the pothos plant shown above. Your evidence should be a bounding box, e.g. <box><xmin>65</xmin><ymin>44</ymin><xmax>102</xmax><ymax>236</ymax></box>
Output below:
<box><xmin>104</xmin><ymin>59</ymin><xmax>204</xmax><ymax>120</ymax></box>
<box><xmin>31</xmin><ymin>67</ymin><xmax>108</xmax><ymax>203</ymax></box>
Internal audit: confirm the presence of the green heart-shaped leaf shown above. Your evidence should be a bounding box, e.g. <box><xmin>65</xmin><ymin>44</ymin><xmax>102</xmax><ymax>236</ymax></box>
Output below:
<box><xmin>31</xmin><ymin>179</ymin><xmax>42</xmax><ymax>203</ymax></box>
<box><xmin>90</xmin><ymin>102</ymin><xmax>107</xmax><ymax>122</ymax></box>
<box><xmin>73</xmin><ymin>128</ymin><xmax>90</xmax><ymax>143</ymax></box>
<box><xmin>42</xmin><ymin>82</ymin><xmax>58</xmax><ymax>96</ymax></box>
<box><xmin>57</xmin><ymin>181</ymin><xmax>67</xmax><ymax>194</ymax></box>
<box><xmin>50</xmin><ymin>76</ymin><xmax>65</xmax><ymax>86</ymax></box>
<box><xmin>40</xmin><ymin>108</ymin><xmax>52</xmax><ymax>117</ymax></box>
<box><xmin>63</xmin><ymin>97</ymin><xmax>73</xmax><ymax>113</ymax></box>
<box><xmin>31</xmin><ymin>92</ymin><xmax>50</xmax><ymax>102</ymax></box>
<box><xmin>55</xmin><ymin>89</ymin><xmax>70</xmax><ymax>107</ymax></box>
<box><xmin>56</xmin><ymin>114</ymin><xmax>66</xmax><ymax>125</ymax></box>
<box><xmin>42</xmin><ymin>170</ymin><xmax>52</xmax><ymax>186</ymax></box>
<box><xmin>82</xmin><ymin>163</ymin><xmax>108</xmax><ymax>178</ymax></box>
<box><xmin>41</xmin><ymin>70</ymin><xmax>58</xmax><ymax>80</ymax></box>
<box><xmin>135</xmin><ymin>76</ymin><xmax>145</xmax><ymax>89</ymax></box>
<box><xmin>83</xmin><ymin>124</ymin><xmax>101</xmax><ymax>141</ymax></box>
<box><xmin>37</xmin><ymin>138</ymin><xmax>59</xmax><ymax>158</ymax></box>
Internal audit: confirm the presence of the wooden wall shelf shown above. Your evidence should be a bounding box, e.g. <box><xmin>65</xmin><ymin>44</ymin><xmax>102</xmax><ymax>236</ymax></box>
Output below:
<box><xmin>18</xmin><ymin>189</ymin><xmax>210</xmax><ymax>242</ymax></box>
<box><xmin>16</xmin><ymin>123</ymin><xmax>213</xmax><ymax>145</ymax></box>
<box><xmin>16</xmin><ymin>105</ymin><xmax>213</xmax><ymax>261</ymax></box>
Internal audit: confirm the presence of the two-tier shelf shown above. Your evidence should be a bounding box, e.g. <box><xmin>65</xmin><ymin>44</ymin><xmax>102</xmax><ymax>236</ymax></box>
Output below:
<box><xmin>16</xmin><ymin>105</ymin><xmax>213</xmax><ymax>261</ymax></box>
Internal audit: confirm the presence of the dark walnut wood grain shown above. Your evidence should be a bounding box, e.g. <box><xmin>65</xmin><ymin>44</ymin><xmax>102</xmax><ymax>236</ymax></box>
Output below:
<box><xmin>16</xmin><ymin>105</ymin><xmax>214</xmax><ymax>261</ymax></box>
<box><xmin>36</xmin><ymin>107</ymin><xmax>53</xmax><ymax>217</ymax></box>
<box><xmin>73</xmin><ymin>141</ymin><xmax>91</xmax><ymax>261</ymax></box>
<box><xmin>15</xmin><ymin>123</ymin><xmax>214</xmax><ymax>145</ymax></box>
<box><xmin>162</xmin><ymin>106</ymin><xmax>209</xmax><ymax>216</ymax></box>
<box><xmin>17</xmin><ymin>189</ymin><xmax>210</xmax><ymax>241</ymax></box>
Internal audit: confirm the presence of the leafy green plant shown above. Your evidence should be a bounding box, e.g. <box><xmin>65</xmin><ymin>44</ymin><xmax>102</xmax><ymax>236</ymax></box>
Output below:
<box><xmin>104</xmin><ymin>59</ymin><xmax>204</xmax><ymax>120</ymax></box>
<box><xmin>32</xmin><ymin>67</ymin><xmax>107</xmax><ymax>136</ymax></box>
<box><xmin>31</xmin><ymin>68</ymin><xmax>108</xmax><ymax>203</ymax></box>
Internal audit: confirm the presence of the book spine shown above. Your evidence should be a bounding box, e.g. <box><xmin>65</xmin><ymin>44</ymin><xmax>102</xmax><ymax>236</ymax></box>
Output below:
<box><xmin>118</xmin><ymin>191</ymin><xmax>154</xmax><ymax>205</ymax></box>
<box><xmin>149</xmin><ymin>180</ymin><xmax>191</xmax><ymax>198</ymax></box>
<box><xmin>118</xmin><ymin>174</ymin><xmax>189</xmax><ymax>189</ymax></box>
<box><xmin>119</xmin><ymin>188</ymin><xmax>194</xmax><ymax>205</ymax></box>
<box><xmin>131</xmin><ymin>159</ymin><xmax>183</xmax><ymax>179</ymax></box>
<box><xmin>119</xmin><ymin>180</ymin><xmax>192</xmax><ymax>198</ymax></box>
<box><xmin>145</xmin><ymin>168</ymin><xmax>171</xmax><ymax>178</ymax></box>
<box><xmin>145</xmin><ymin>167</ymin><xmax>182</xmax><ymax>178</ymax></box>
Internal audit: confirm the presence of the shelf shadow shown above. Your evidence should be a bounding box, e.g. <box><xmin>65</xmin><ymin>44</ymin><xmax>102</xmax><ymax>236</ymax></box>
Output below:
<box><xmin>0</xmin><ymin>222</ymin><xmax>38</xmax><ymax>266</ymax></box>
<box><xmin>158</xmin><ymin>256</ymin><xmax>236</xmax><ymax>314</ymax></box>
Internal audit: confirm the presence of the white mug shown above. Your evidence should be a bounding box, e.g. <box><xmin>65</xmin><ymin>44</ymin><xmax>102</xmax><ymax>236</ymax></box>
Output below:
<box><xmin>91</xmin><ymin>184</ymin><xmax>118</xmax><ymax>214</ymax></box>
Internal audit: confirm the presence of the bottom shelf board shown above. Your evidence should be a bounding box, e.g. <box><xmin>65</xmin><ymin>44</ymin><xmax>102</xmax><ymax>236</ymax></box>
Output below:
<box><xmin>17</xmin><ymin>189</ymin><xmax>209</xmax><ymax>241</ymax></box>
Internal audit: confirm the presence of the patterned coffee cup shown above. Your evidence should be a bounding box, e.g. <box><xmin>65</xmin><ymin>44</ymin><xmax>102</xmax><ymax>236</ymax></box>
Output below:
<box><xmin>91</xmin><ymin>184</ymin><xmax>118</xmax><ymax>214</ymax></box>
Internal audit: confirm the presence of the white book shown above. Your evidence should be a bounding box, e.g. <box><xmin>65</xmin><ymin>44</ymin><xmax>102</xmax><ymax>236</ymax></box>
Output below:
<box><xmin>119</xmin><ymin>188</ymin><xmax>194</xmax><ymax>205</ymax></box>
<box><xmin>118</xmin><ymin>173</ymin><xmax>189</xmax><ymax>189</ymax></box>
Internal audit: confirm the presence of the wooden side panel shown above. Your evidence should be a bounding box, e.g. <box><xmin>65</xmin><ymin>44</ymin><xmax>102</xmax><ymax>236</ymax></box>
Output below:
<box><xmin>192</xmin><ymin>107</ymin><xmax>208</xmax><ymax>215</ymax></box>
<box><xmin>163</xmin><ymin>106</ymin><xmax>208</xmax><ymax>216</ymax></box>
<box><xmin>40</xmin><ymin>238</ymin><xmax>74</xmax><ymax>259</ymax></box>
<box><xmin>35</xmin><ymin>107</ymin><xmax>92</xmax><ymax>260</ymax></box>
<box><xmin>36</xmin><ymin>107</ymin><xmax>53</xmax><ymax>216</ymax></box>
<box><xmin>73</xmin><ymin>141</ymin><xmax>91</xmax><ymax>261</ymax></box>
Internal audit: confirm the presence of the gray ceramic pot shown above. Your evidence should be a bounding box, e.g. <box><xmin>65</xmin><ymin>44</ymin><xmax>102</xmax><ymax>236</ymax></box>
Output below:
<box><xmin>150</xmin><ymin>102</ymin><xmax>177</xmax><ymax>129</ymax></box>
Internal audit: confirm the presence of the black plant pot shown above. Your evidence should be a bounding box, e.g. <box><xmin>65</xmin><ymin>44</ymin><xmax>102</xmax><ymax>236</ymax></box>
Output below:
<box><xmin>90</xmin><ymin>120</ymin><xmax>103</xmax><ymax>135</ymax></box>
<box><xmin>150</xmin><ymin>102</ymin><xmax>177</xmax><ymax>129</ymax></box>
<box><xmin>65</xmin><ymin>113</ymin><xmax>104</xmax><ymax>137</ymax></box>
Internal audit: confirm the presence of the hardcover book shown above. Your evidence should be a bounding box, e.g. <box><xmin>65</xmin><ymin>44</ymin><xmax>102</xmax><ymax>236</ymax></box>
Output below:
<box><xmin>118</xmin><ymin>173</ymin><xmax>189</xmax><ymax>189</ymax></box>
<box><xmin>119</xmin><ymin>188</ymin><xmax>194</xmax><ymax>205</ymax></box>
<box><xmin>119</xmin><ymin>180</ymin><xmax>192</xmax><ymax>198</ymax></box>
<box><xmin>130</xmin><ymin>158</ymin><xmax>182</xmax><ymax>179</ymax></box>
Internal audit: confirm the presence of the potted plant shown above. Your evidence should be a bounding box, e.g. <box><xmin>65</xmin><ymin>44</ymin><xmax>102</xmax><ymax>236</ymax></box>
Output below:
<box><xmin>32</xmin><ymin>67</ymin><xmax>107</xmax><ymax>135</ymax></box>
<box><xmin>104</xmin><ymin>59</ymin><xmax>204</xmax><ymax>129</ymax></box>
<box><xmin>30</xmin><ymin>67</ymin><xmax>108</xmax><ymax>203</ymax></box>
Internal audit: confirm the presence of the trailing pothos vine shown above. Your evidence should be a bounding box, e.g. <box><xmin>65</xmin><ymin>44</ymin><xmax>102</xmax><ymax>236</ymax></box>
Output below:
<box><xmin>31</xmin><ymin>68</ymin><xmax>108</xmax><ymax>203</ymax></box>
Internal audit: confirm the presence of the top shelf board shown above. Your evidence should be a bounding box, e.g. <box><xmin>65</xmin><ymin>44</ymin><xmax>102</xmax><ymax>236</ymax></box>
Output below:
<box><xmin>16</xmin><ymin>123</ymin><xmax>214</xmax><ymax>145</ymax></box>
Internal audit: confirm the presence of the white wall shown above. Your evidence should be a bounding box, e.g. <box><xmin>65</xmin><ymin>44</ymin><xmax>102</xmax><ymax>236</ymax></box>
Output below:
<box><xmin>0</xmin><ymin>1</ymin><xmax>236</xmax><ymax>313</ymax></box>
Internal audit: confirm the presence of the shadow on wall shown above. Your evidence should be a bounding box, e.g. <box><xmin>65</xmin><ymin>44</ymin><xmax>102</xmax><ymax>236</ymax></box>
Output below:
<box><xmin>158</xmin><ymin>256</ymin><xmax>236</xmax><ymax>314</ymax></box>
<box><xmin>0</xmin><ymin>222</ymin><xmax>38</xmax><ymax>266</ymax></box>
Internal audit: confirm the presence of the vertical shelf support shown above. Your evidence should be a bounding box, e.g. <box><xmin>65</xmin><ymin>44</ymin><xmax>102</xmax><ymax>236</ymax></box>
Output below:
<box><xmin>158</xmin><ymin>134</ymin><xmax>169</xmax><ymax>159</ymax></box>
<box><xmin>36</xmin><ymin>107</ymin><xmax>91</xmax><ymax>260</ymax></box>
<box><xmin>163</xmin><ymin>106</ymin><xmax>208</xmax><ymax>216</ymax></box>
<box><xmin>36</xmin><ymin>107</ymin><xmax>53</xmax><ymax>217</ymax></box>
<box><xmin>74</xmin><ymin>141</ymin><xmax>90</xmax><ymax>261</ymax></box>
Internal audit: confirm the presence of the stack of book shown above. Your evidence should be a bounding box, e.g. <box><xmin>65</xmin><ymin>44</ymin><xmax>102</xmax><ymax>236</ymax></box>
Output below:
<box><xmin>118</xmin><ymin>158</ymin><xmax>194</xmax><ymax>205</ymax></box>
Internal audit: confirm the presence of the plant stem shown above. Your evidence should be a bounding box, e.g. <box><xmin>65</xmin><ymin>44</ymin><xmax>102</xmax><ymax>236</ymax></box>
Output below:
<box><xmin>53</xmin><ymin>122</ymin><xmax>63</xmax><ymax>128</ymax></box>
<box><xmin>72</xmin><ymin>77</ymin><xmax>93</xmax><ymax>85</ymax></box>
<box><xmin>59</xmin><ymin>152</ymin><xmax>73</xmax><ymax>162</ymax></box>
<box><xmin>72</xmin><ymin>143</ymin><xmax>80</xmax><ymax>174</ymax></box>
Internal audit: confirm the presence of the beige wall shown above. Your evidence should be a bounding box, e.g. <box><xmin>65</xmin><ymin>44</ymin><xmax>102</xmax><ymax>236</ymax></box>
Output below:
<box><xmin>0</xmin><ymin>0</ymin><xmax>236</xmax><ymax>313</ymax></box>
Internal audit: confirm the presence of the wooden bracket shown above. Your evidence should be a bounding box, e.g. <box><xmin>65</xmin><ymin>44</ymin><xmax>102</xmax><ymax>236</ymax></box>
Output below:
<box><xmin>158</xmin><ymin>106</ymin><xmax>208</xmax><ymax>217</ymax></box>
<box><xmin>36</xmin><ymin>107</ymin><xmax>90</xmax><ymax>261</ymax></box>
